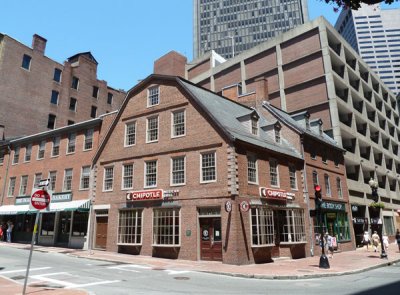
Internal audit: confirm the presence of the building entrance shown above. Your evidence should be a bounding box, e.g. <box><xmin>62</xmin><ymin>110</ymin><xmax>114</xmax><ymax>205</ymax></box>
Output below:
<box><xmin>199</xmin><ymin>217</ymin><xmax>222</xmax><ymax>261</ymax></box>
<box><xmin>95</xmin><ymin>216</ymin><xmax>108</xmax><ymax>249</ymax></box>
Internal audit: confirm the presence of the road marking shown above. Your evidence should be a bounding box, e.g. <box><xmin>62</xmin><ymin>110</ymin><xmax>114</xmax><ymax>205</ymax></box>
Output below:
<box><xmin>165</xmin><ymin>270</ymin><xmax>191</xmax><ymax>275</ymax></box>
<box><xmin>66</xmin><ymin>280</ymin><xmax>121</xmax><ymax>289</ymax></box>
<box><xmin>108</xmin><ymin>264</ymin><xmax>151</xmax><ymax>270</ymax></box>
<box><xmin>0</xmin><ymin>267</ymin><xmax>52</xmax><ymax>274</ymax></box>
<box><xmin>31</xmin><ymin>273</ymin><xmax>76</xmax><ymax>288</ymax></box>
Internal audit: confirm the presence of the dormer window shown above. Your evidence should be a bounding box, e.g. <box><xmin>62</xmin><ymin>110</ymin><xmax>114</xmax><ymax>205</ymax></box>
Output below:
<box><xmin>147</xmin><ymin>86</ymin><xmax>159</xmax><ymax>107</ymax></box>
<box><xmin>251</xmin><ymin>116</ymin><xmax>258</xmax><ymax>135</ymax></box>
<box><xmin>274</xmin><ymin>124</ymin><xmax>281</xmax><ymax>143</ymax></box>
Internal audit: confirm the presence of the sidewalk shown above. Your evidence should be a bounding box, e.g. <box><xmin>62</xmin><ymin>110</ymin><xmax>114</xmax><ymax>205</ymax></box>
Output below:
<box><xmin>1</xmin><ymin>242</ymin><xmax>399</xmax><ymax>294</ymax></box>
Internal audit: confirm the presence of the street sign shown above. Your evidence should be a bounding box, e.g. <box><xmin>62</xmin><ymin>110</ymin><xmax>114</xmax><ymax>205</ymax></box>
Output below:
<box><xmin>38</xmin><ymin>178</ymin><xmax>50</xmax><ymax>187</ymax></box>
<box><xmin>239</xmin><ymin>200</ymin><xmax>249</xmax><ymax>212</ymax></box>
<box><xmin>30</xmin><ymin>190</ymin><xmax>51</xmax><ymax>210</ymax></box>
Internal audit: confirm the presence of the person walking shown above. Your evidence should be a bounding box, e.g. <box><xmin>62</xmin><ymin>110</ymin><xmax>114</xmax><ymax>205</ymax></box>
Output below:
<box><xmin>362</xmin><ymin>231</ymin><xmax>370</xmax><ymax>251</ymax></box>
<box><xmin>371</xmin><ymin>231</ymin><xmax>380</xmax><ymax>252</ymax></box>
<box><xmin>395</xmin><ymin>229</ymin><xmax>400</xmax><ymax>252</ymax></box>
<box><xmin>6</xmin><ymin>220</ymin><xmax>13</xmax><ymax>243</ymax></box>
<box><xmin>1</xmin><ymin>222</ymin><xmax>6</xmax><ymax>242</ymax></box>
<box><xmin>382</xmin><ymin>235</ymin><xmax>389</xmax><ymax>252</ymax></box>
<box><xmin>326</xmin><ymin>232</ymin><xmax>334</xmax><ymax>258</ymax></box>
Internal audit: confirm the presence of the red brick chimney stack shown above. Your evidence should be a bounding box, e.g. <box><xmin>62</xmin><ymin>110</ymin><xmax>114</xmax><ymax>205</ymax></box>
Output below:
<box><xmin>32</xmin><ymin>34</ymin><xmax>47</xmax><ymax>55</ymax></box>
<box><xmin>255</xmin><ymin>76</ymin><xmax>268</xmax><ymax>104</ymax></box>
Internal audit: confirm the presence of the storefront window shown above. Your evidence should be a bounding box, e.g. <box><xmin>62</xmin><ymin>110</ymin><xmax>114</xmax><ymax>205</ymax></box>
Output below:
<box><xmin>40</xmin><ymin>213</ymin><xmax>55</xmax><ymax>236</ymax></box>
<box><xmin>251</xmin><ymin>207</ymin><xmax>274</xmax><ymax>246</ymax></box>
<box><xmin>153</xmin><ymin>208</ymin><xmax>180</xmax><ymax>246</ymax></box>
<box><xmin>336</xmin><ymin>212</ymin><xmax>350</xmax><ymax>241</ymax></box>
<box><xmin>118</xmin><ymin>209</ymin><xmax>142</xmax><ymax>245</ymax></box>
<box><xmin>72</xmin><ymin>212</ymin><xmax>89</xmax><ymax>236</ymax></box>
<box><xmin>279</xmin><ymin>209</ymin><xmax>306</xmax><ymax>243</ymax></box>
<box><xmin>15</xmin><ymin>215</ymin><xmax>35</xmax><ymax>232</ymax></box>
<box><xmin>313</xmin><ymin>211</ymin><xmax>350</xmax><ymax>242</ymax></box>
<box><xmin>383</xmin><ymin>216</ymin><xmax>394</xmax><ymax>235</ymax></box>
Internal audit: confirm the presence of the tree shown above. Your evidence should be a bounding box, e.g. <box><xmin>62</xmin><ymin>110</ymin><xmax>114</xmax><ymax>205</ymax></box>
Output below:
<box><xmin>323</xmin><ymin>0</ymin><xmax>398</xmax><ymax>11</ymax></box>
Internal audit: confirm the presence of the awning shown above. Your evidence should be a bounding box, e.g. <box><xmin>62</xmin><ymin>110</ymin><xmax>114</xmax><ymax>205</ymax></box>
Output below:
<box><xmin>0</xmin><ymin>199</ymin><xmax>91</xmax><ymax>215</ymax></box>
<box><xmin>48</xmin><ymin>199</ymin><xmax>91</xmax><ymax>212</ymax></box>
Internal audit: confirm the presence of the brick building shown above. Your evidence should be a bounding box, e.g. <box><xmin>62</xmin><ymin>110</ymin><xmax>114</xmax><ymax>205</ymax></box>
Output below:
<box><xmin>155</xmin><ymin>16</ymin><xmax>400</xmax><ymax>244</ymax></box>
<box><xmin>0</xmin><ymin>33</ymin><xmax>125</xmax><ymax>138</ymax></box>
<box><xmin>91</xmin><ymin>74</ymin><xmax>352</xmax><ymax>264</ymax></box>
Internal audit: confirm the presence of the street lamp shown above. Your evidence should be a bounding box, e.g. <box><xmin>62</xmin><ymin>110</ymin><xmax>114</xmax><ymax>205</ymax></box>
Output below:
<box><xmin>368</xmin><ymin>178</ymin><xmax>387</xmax><ymax>259</ymax></box>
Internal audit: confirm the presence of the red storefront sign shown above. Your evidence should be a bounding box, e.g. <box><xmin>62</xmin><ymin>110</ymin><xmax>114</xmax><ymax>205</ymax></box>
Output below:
<box><xmin>126</xmin><ymin>189</ymin><xmax>163</xmax><ymax>201</ymax></box>
<box><xmin>259</xmin><ymin>187</ymin><xmax>287</xmax><ymax>202</ymax></box>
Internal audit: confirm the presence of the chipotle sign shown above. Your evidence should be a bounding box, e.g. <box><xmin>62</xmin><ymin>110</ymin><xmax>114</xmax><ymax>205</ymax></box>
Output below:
<box><xmin>259</xmin><ymin>187</ymin><xmax>287</xmax><ymax>201</ymax></box>
<box><xmin>126</xmin><ymin>189</ymin><xmax>163</xmax><ymax>201</ymax></box>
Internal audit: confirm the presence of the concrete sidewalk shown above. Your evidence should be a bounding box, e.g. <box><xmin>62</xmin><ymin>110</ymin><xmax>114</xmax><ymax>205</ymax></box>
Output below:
<box><xmin>1</xmin><ymin>242</ymin><xmax>400</xmax><ymax>294</ymax></box>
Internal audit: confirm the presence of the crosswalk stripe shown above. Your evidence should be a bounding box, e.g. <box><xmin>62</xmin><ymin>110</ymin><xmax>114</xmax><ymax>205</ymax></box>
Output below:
<box><xmin>0</xmin><ymin>267</ymin><xmax>52</xmax><ymax>274</ymax></box>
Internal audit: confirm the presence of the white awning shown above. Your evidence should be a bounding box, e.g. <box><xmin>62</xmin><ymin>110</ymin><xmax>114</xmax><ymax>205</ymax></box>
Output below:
<box><xmin>0</xmin><ymin>199</ymin><xmax>91</xmax><ymax>215</ymax></box>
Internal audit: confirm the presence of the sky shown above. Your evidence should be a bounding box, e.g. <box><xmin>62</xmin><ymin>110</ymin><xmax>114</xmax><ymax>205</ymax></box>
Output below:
<box><xmin>1</xmin><ymin>0</ymin><xmax>399</xmax><ymax>91</ymax></box>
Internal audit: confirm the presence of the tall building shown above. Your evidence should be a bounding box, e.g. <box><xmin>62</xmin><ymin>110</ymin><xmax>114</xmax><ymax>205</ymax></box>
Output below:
<box><xmin>0</xmin><ymin>33</ymin><xmax>126</xmax><ymax>139</ymax></box>
<box><xmin>171</xmin><ymin>16</ymin><xmax>400</xmax><ymax>244</ymax></box>
<box><xmin>193</xmin><ymin>0</ymin><xmax>309</xmax><ymax>59</ymax></box>
<box><xmin>335</xmin><ymin>4</ymin><xmax>400</xmax><ymax>94</ymax></box>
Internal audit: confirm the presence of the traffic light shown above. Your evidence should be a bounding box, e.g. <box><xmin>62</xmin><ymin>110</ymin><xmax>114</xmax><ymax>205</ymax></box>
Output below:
<box><xmin>314</xmin><ymin>185</ymin><xmax>322</xmax><ymax>210</ymax></box>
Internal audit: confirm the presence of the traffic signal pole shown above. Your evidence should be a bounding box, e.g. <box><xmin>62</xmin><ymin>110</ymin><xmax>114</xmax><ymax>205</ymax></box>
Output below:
<box><xmin>315</xmin><ymin>185</ymin><xmax>330</xmax><ymax>269</ymax></box>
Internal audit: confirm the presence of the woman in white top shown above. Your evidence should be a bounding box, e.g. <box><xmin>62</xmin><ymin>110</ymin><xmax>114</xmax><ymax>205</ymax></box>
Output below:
<box><xmin>362</xmin><ymin>231</ymin><xmax>370</xmax><ymax>251</ymax></box>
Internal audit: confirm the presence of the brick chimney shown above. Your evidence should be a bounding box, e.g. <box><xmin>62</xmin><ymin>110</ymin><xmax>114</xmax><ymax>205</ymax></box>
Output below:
<box><xmin>32</xmin><ymin>34</ymin><xmax>47</xmax><ymax>55</ymax></box>
<box><xmin>0</xmin><ymin>125</ymin><xmax>4</xmax><ymax>140</ymax></box>
<box><xmin>153</xmin><ymin>51</ymin><xmax>187</xmax><ymax>78</ymax></box>
<box><xmin>255</xmin><ymin>76</ymin><xmax>268</xmax><ymax>103</ymax></box>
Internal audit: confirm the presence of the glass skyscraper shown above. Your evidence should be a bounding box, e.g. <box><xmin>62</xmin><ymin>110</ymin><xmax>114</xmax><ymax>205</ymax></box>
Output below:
<box><xmin>335</xmin><ymin>4</ymin><xmax>400</xmax><ymax>94</ymax></box>
<box><xmin>193</xmin><ymin>0</ymin><xmax>309</xmax><ymax>59</ymax></box>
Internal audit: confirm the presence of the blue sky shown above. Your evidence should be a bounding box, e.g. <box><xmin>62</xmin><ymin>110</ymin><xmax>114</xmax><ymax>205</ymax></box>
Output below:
<box><xmin>1</xmin><ymin>1</ymin><xmax>399</xmax><ymax>91</ymax></box>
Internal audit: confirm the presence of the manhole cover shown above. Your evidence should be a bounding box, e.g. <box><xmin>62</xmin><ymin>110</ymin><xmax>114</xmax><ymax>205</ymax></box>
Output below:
<box><xmin>11</xmin><ymin>275</ymin><xmax>25</xmax><ymax>280</ymax></box>
<box><xmin>174</xmin><ymin>277</ymin><xmax>190</xmax><ymax>280</ymax></box>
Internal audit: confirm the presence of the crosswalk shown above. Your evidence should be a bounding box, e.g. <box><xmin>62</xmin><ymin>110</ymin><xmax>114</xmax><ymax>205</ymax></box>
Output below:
<box><xmin>0</xmin><ymin>263</ymin><xmax>191</xmax><ymax>290</ymax></box>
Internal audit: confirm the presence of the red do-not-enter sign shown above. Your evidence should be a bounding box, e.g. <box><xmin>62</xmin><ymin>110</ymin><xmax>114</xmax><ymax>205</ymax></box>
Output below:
<box><xmin>31</xmin><ymin>190</ymin><xmax>51</xmax><ymax>210</ymax></box>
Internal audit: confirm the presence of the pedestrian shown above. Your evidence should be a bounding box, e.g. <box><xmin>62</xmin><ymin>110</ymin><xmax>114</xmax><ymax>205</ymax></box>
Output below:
<box><xmin>371</xmin><ymin>231</ymin><xmax>380</xmax><ymax>252</ymax></box>
<box><xmin>382</xmin><ymin>235</ymin><xmax>389</xmax><ymax>252</ymax></box>
<box><xmin>0</xmin><ymin>225</ymin><xmax>3</xmax><ymax>242</ymax></box>
<box><xmin>395</xmin><ymin>229</ymin><xmax>400</xmax><ymax>252</ymax></box>
<box><xmin>1</xmin><ymin>222</ymin><xmax>6</xmax><ymax>242</ymax></box>
<box><xmin>326</xmin><ymin>232</ymin><xmax>334</xmax><ymax>258</ymax></box>
<box><xmin>6</xmin><ymin>220</ymin><xmax>13</xmax><ymax>243</ymax></box>
<box><xmin>362</xmin><ymin>231</ymin><xmax>370</xmax><ymax>251</ymax></box>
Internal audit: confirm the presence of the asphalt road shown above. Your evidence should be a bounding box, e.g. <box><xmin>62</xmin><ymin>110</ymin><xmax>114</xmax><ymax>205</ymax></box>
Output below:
<box><xmin>0</xmin><ymin>247</ymin><xmax>399</xmax><ymax>294</ymax></box>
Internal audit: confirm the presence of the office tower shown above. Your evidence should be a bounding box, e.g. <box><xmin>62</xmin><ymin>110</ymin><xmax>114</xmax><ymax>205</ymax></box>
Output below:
<box><xmin>193</xmin><ymin>0</ymin><xmax>309</xmax><ymax>59</ymax></box>
<box><xmin>335</xmin><ymin>4</ymin><xmax>400</xmax><ymax>94</ymax></box>
<box><xmin>0</xmin><ymin>33</ymin><xmax>125</xmax><ymax>138</ymax></box>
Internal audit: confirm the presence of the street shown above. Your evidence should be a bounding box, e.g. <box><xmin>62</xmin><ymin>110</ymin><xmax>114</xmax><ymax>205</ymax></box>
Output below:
<box><xmin>0</xmin><ymin>246</ymin><xmax>399</xmax><ymax>294</ymax></box>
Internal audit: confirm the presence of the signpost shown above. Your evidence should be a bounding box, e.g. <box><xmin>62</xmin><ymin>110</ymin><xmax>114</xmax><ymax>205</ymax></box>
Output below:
<box><xmin>22</xmin><ymin>185</ymin><xmax>51</xmax><ymax>295</ymax></box>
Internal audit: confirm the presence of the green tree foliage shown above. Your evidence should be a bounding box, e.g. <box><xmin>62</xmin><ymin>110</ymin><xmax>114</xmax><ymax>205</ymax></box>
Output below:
<box><xmin>324</xmin><ymin>0</ymin><xmax>398</xmax><ymax>11</ymax></box>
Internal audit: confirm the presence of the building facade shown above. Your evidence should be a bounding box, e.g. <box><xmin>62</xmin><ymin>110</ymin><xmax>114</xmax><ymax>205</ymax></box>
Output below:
<box><xmin>193</xmin><ymin>0</ymin><xmax>309</xmax><ymax>59</ymax></box>
<box><xmin>0</xmin><ymin>33</ymin><xmax>125</xmax><ymax>138</ymax></box>
<box><xmin>335</xmin><ymin>4</ymin><xmax>400</xmax><ymax>94</ymax></box>
<box><xmin>183</xmin><ymin>17</ymin><xmax>400</xmax><ymax>245</ymax></box>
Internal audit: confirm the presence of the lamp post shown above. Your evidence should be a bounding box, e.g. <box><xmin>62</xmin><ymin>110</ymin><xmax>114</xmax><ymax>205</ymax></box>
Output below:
<box><xmin>315</xmin><ymin>185</ymin><xmax>330</xmax><ymax>269</ymax></box>
<box><xmin>368</xmin><ymin>178</ymin><xmax>387</xmax><ymax>259</ymax></box>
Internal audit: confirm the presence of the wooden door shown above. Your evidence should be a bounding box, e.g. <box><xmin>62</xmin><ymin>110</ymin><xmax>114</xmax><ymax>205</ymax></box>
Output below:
<box><xmin>200</xmin><ymin>217</ymin><xmax>222</xmax><ymax>261</ymax></box>
<box><xmin>95</xmin><ymin>216</ymin><xmax>108</xmax><ymax>249</ymax></box>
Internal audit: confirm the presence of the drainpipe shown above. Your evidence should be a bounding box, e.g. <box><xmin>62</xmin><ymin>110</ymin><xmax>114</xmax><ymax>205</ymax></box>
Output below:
<box><xmin>1</xmin><ymin>145</ymin><xmax>12</xmax><ymax>206</ymax></box>
<box><xmin>301</xmin><ymin>138</ymin><xmax>314</xmax><ymax>257</ymax></box>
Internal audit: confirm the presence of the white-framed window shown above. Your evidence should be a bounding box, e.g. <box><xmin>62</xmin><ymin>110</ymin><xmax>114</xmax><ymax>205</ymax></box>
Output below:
<box><xmin>53</xmin><ymin>68</ymin><xmax>62</xmax><ymax>83</ymax></box>
<box><xmin>251</xmin><ymin>207</ymin><xmax>274</xmax><ymax>246</ymax></box>
<box><xmin>37</xmin><ymin>140</ymin><xmax>46</xmax><ymax>159</ymax></box>
<box><xmin>274</xmin><ymin>125</ymin><xmax>281</xmax><ymax>143</ymax></box>
<box><xmin>12</xmin><ymin>146</ymin><xmax>20</xmax><ymax>165</ymax></box>
<box><xmin>289</xmin><ymin>164</ymin><xmax>297</xmax><ymax>190</ymax></box>
<box><xmin>19</xmin><ymin>175</ymin><xmax>28</xmax><ymax>195</ymax></box>
<box><xmin>201</xmin><ymin>152</ymin><xmax>216</xmax><ymax>182</ymax></box>
<box><xmin>8</xmin><ymin>177</ymin><xmax>16</xmax><ymax>197</ymax></box>
<box><xmin>103</xmin><ymin>166</ymin><xmax>114</xmax><ymax>191</ymax></box>
<box><xmin>71</xmin><ymin>76</ymin><xmax>79</xmax><ymax>90</ymax></box>
<box><xmin>125</xmin><ymin>122</ymin><xmax>136</xmax><ymax>146</ymax></box>
<box><xmin>146</xmin><ymin>116</ymin><xmax>159</xmax><ymax>143</ymax></box>
<box><xmin>80</xmin><ymin>166</ymin><xmax>91</xmax><ymax>190</ymax></box>
<box><xmin>118</xmin><ymin>209</ymin><xmax>143</xmax><ymax>245</ymax></box>
<box><xmin>312</xmin><ymin>170</ymin><xmax>319</xmax><ymax>187</ymax></box>
<box><xmin>69</xmin><ymin>97</ymin><xmax>77</xmax><ymax>112</ymax></box>
<box><xmin>269</xmin><ymin>159</ymin><xmax>279</xmax><ymax>187</ymax></box>
<box><xmin>67</xmin><ymin>133</ymin><xmax>76</xmax><ymax>154</ymax></box>
<box><xmin>147</xmin><ymin>86</ymin><xmax>159</xmax><ymax>107</ymax></box>
<box><xmin>247</xmin><ymin>154</ymin><xmax>258</xmax><ymax>184</ymax></box>
<box><xmin>122</xmin><ymin>164</ymin><xmax>134</xmax><ymax>189</ymax></box>
<box><xmin>324</xmin><ymin>174</ymin><xmax>331</xmax><ymax>196</ymax></box>
<box><xmin>145</xmin><ymin>160</ymin><xmax>157</xmax><ymax>188</ymax></box>
<box><xmin>63</xmin><ymin>169</ymin><xmax>73</xmax><ymax>192</ymax></box>
<box><xmin>34</xmin><ymin>173</ymin><xmax>42</xmax><ymax>189</ymax></box>
<box><xmin>48</xmin><ymin>171</ymin><xmax>57</xmax><ymax>191</ymax></box>
<box><xmin>50</xmin><ymin>90</ymin><xmax>59</xmax><ymax>105</ymax></box>
<box><xmin>24</xmin><ymin>144</ymin><xmax>32</xmax><ymax>162</ymax></box>
<box><xmin>251</xmin><ymin>116</ymin><xmax>258</xmax><ymax>135</ymax></box>
<box><xmin>84</xmin><ymin>129</ymin><xmax>94</xmax><ymax>150</ymax></box>
<box><xmin>172</xmin><ymin>110</ymin><xmax>185</xmax><ymax>137</ymax></box>
<box><xmin>278</xmin><ymin>209</ymin><xmax>306</xmax><ymax>243</ymax></box>
<box><xmin>52</xmin><ymin>136</ymin><xmax>60</xmax><ymax>157</ymax></box>
<box><xmin>171</xmin><ymin>157</ymin><xmax>185</xmax><ymax>185</ymax></box>
<box><xmin>337</xmin><ymin>177</ymin><xmax>343</xmax><ymax>199</ymax></box>
<box><xmin>153</xmin><ymin>208</ymin><xmax>180</xmax><ymax>246</ymax></box>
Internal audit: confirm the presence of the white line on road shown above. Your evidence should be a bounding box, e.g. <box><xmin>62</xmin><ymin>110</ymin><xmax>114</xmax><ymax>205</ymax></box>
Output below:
<box><xmin>107</xmin><ymin>264</ymin><xmax>151</xmax><ymax>270</ymax></box>
<box><xmin>66</xmin><ymin>280</ymin><xmax>121</xmax><ymax>289</ymax></box>
<box><xmin>0</xmin><ymin>267</ymin><xmax>52</xmax><ymax>274</ymax></box>
<box><xmin>31</xmin><ymin>273</ymin><xmax>76</xmax><ymax>288</ymax></box>
<box><xmin>165</xmin><ymin>270</ymin><xmax>191</xmax><ymax>275</ymax></box>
